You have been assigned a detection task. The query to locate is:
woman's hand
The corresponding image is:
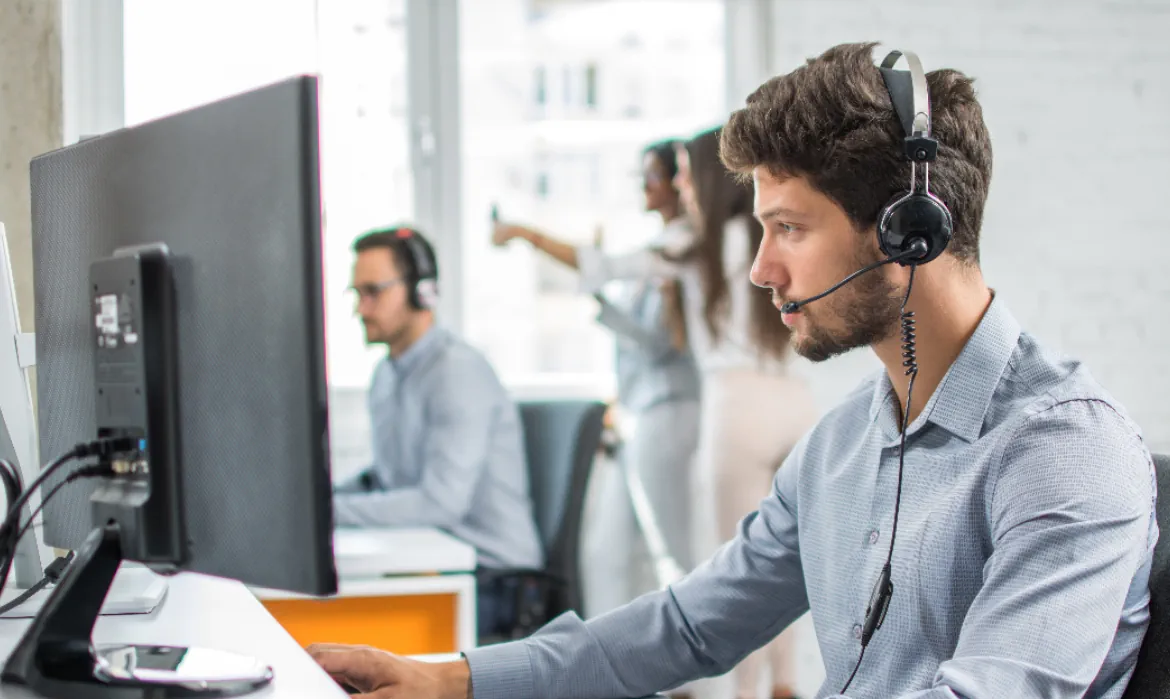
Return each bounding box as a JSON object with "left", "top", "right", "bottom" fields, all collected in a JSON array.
[{"left": 492, "top": 222, "right": 534, "bottom": 247}]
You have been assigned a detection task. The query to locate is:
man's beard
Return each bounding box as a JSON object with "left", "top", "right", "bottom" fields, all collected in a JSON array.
[{"left": 790, "top": 247, "right": 903, "bottom": 363}]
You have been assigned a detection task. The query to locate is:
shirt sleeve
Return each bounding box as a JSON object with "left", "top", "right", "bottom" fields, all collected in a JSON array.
[
  {"left": 464, "top": 439, "right": 810, "bottom": 698},
  {"left": 593, "top": 294, "right": 676, "bottom": 363},
  {"left": 575, "top": 246, "right": 680, "bottom": 294},
  {"left": 332, "top": 467, "right": 372, "bottom": 495},
  {"left": 332, "top": 358, "right": 499, "bottom": 529},
  {"left": 869, "top": 399, "right": 1156, "bottom": 699}
]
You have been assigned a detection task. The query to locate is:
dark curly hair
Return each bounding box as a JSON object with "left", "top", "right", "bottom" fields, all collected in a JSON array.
[{"left": 721, "top": 42, "right": 993, "bottom": 264}]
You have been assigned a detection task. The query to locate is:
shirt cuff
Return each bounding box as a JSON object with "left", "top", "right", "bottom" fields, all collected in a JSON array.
[
  {"left": 463, "top": 642, "right": 536, "bottom": 699},
  {"left": 576, "top": 246, "right": 609, "bottom": 294}
]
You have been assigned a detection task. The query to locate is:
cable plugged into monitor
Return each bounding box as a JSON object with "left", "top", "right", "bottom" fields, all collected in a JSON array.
[
  {"left": 0, "top": 246, "right": 203, "bottom": 697},
  {"left": 0, "top": 445, "right": 123, "bottom": 615}
]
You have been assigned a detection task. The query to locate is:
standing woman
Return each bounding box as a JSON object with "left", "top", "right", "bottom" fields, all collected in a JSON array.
[
  {"left": 668, "top": 127, "right": 814, "bottom": 699},
  {"left": 494, "top": 127, "right": 816, "bottom": 699},
  {"left": 494, "top": 140, "right": 703, "bottom": 611}
]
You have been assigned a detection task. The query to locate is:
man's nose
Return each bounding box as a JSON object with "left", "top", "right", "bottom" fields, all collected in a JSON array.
[
  {"left": 750, "top": 247, "right": 788, "bottom": 291},
  {"left": 356, "top": 295, "right": 376, "bottom": 315}
]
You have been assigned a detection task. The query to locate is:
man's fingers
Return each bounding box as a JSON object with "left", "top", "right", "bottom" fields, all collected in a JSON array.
[
  {"left": 305, "top": 645, "right": 419, "bottom": 698},
  {"left": 306, "top": 642, "right": 363, "bottom": 659},
  {"left": 308, "top": 647, "right": 354, "bottom": 673},
  {"left": 308, "top": 646, "right": 383, "bottom": 687}
]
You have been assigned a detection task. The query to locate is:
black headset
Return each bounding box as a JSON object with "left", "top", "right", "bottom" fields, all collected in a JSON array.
[
  {"left": 390, "top": 227, "right": 438, "bottom": 311},
  {"left": 778, "top": 49, "right": 953, "bottom": 316},
  {"left": 876, "top": 49, "right": 953, "bottom": 265}
]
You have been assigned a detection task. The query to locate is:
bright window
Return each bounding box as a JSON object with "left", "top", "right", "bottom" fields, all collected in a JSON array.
[
  {"left": 121, "top": 0, "right": 731, "bottom": 462},
  {"left": 124, "top": 0, "right": 411, "bottom": 393},
  {"left": 458, "top": 0, "right": 727, "bottom": 397},
  {"left": 123, "top": 0, "right": 413, "bottom": 475}
]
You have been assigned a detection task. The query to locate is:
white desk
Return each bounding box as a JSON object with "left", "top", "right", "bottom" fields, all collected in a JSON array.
[
  {"left": 0, "top": 572, "right": 346, "bottom": 699},
  {"left": 332, "top": 527, "right": 477, "bottom": 578},
  {"left": 255, "top": 528, "right": 478, "bottom": 655},
  {"left": 0, "top": 568, "right": 664, "bottom": 697}
]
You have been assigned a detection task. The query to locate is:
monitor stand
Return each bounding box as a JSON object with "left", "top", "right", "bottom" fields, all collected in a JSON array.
[
  {"left": 0, "top": 561, "right": 169, "bottom": 620},
  {"left": 1, "top": 523, "right": 273, "bottom": 698}
]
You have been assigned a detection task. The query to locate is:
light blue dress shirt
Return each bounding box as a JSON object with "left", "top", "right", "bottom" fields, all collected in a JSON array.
[
  {"left": 333, "top": 325, "right": 543, "bottom": 570},
  {"left": 463, "top": 295, "right": 1158, "bottom": 697},
  {"left": 595, "top": 282, "right": 699, "bottom": 414}
]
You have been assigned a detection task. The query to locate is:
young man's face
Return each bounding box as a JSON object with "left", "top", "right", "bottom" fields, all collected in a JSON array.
[
  {"left": 351, "top": 247, "right": 415, "bottom": 348},
  {"left": 749, "top": 169, "right": 902, "bottom": 362}
]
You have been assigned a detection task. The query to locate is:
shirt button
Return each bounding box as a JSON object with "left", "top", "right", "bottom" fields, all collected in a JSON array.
[
  {"left": 869, "top": 530, "right": 880, "bottom": 545},
  {"left": 852, "top": 624, "right": 863, "bottom": 640}
]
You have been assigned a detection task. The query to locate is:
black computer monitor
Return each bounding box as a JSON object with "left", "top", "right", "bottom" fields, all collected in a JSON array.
[{"left": 7, "top": 76, "right": 337, "bottom": 697}]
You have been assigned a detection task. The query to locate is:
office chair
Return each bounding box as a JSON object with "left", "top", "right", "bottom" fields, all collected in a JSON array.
[
  {"left": 1124, "top": 453, "right": 1169, "bottom": 697},
  {"left": 479, "top": 399, "right": 606, "bottom": 643}
]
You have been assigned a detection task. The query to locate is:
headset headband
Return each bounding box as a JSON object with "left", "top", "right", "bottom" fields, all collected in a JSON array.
[
  {"left": 879, "top": 49, "right": 937, "bottom": 164},
  {"left": 394, "top": 227, "right": 436, "bottom": 281},
  {"left": 880, "top": 50, "right": 930, "bottom": 137}
]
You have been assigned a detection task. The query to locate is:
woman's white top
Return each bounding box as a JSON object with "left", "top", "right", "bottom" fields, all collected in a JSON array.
[{"left": 576, "top": 215, "right": 788, "bottom": 376}]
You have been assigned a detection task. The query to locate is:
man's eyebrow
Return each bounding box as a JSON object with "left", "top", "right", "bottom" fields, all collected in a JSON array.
[{"left": 754, "top": 206, "right": 808, "bottom": 222}]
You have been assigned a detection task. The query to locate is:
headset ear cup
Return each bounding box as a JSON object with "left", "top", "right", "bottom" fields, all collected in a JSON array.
[
  {"left": 878, "top": 192, "right": 953, "bottom": 263},
  {"left": 414, "top": 279, "right": 438, "bottom": 310},
  {"left": 395, "top": 231, "right": 438, "bottom": 310}
]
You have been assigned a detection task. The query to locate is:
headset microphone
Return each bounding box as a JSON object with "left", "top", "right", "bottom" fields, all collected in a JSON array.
[{"left": 779, "top": 238, "right": 929, "bottom": 315}]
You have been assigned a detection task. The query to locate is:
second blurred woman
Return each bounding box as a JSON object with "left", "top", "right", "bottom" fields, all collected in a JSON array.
[{"left": 495, "top": 127, "right": 816, "bottom": 698}]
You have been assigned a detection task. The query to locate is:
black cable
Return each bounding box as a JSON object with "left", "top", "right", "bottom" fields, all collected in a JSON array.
[
  {"left": 0, "top": 458, "right": 28, "bottom": 568},
  {"left": 0, "top": 447, "right": 84, "bottom": 598},
  {"left": 0, "top": 459, "right": 27, "bottom": 613},
  {"left": 841, "top": 641, "right": 869, "bottom": 695},
  {"left": 841, "top": 264, "right": 918, "bottom": 695},
  {"left": 0, "top": 465, "right": 111, "bottom": 614},
  {"left": 888, "top": 265, "right": 919, "bottom": 562},
  {"left": 0, "top": 437, "right": 133, "bottom": 547},
  {"left": 0, "top": 459, "right": 23, "bottom": 521},
  {"left": 0, "top": 554, "right": 71, "bottom": 616},
  {"left": 0, "top": 442, "right": 127, "bottom": 615},
  {"left": 781, "top": 242, "right": 928, "bottom": 314},
  {"left": 0, "top": 568, "right": 54, "bottom": 618},
  {"left": 11, "top": 466, "right": 109, "bottom": 553}
]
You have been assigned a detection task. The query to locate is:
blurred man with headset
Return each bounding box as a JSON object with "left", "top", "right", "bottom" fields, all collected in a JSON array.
[
  {"left": 312, "top": 46, "right": 1156, "bottom": 699},
  {"left": 333, "top": 226, "right": 543, "bottom": 640}
]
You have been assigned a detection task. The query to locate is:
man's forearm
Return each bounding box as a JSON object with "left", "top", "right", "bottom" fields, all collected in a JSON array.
[{"left": 332, "top": 487, "right": 463, "bottom": 529}]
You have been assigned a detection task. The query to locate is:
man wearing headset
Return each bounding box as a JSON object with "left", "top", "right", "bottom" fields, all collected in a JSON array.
[
  {"left": 311, "top": 45, "right": 1156, "bottom": 698},
  {"left": 333, "top": 226, "right": 543, "bottom": 639}
]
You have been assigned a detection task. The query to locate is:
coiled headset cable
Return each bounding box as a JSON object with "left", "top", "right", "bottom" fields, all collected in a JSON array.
[{"left": 841, "top": 264, "right": 919, "bottom": 694}]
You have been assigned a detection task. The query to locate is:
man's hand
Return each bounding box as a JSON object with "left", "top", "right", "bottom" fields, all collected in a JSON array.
[{"left": 306, "top": 644, "right": 471, "bottom": 699}]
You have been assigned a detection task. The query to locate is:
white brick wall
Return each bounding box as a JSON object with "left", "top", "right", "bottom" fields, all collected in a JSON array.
[
  {"left": 765, "top": 0, "right": 1170, "bottom": 456},
  {"left": 754, "top": 3, "right": 1170, "bottom": 694}
]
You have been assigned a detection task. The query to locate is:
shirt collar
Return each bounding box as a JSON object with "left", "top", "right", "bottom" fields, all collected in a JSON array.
[
  {"left": 389, "top": 324, "right": 447, "bottom": 377},
  {"left": 869, "top": 293, "right": 1021, "bottom": 443}
]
